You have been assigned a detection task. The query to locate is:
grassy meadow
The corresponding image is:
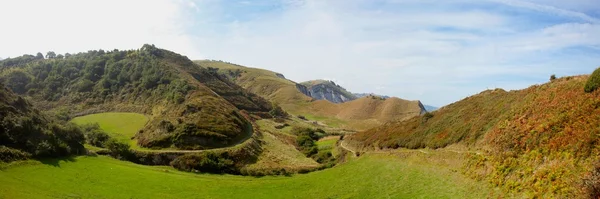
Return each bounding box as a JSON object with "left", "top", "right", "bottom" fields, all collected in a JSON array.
[
  {"left": 0, "top": 152, "right": 495, "bottom": 199},
  {"left": 71, "top": 112, "right": 148, "bottom": 149}
]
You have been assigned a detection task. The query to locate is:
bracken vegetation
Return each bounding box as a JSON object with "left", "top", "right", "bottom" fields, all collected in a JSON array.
[{"left": 348, "top": 75, "right": 600, "bottom": 198}]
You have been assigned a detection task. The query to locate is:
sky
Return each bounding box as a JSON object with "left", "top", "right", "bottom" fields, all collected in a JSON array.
[{"left": 1, "top": 0, "right": 600, "bottom": 107}]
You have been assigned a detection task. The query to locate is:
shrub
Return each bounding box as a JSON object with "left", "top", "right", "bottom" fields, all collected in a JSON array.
[
  {"left": 80, "top": 123, "right": 110, "bottom": 147},
  {"left": 0, "top": 146, "right": 31, "bottom": 162},
  {"left": 170, "top": 152, "right": 236, "bottom": 174},
  {"left": 584, "top": 162, "right": 600, "bottom": 199},
  {"left": 269, "top": 103, "right": 288, "bottom": 118},
  {"left": 550, "top": 74, "right": 557, "bottom": 81},
  {"left": 585, "top": 67, "right": 600, "bottom": 93},
  {"left": 422, "top": 112, "right": 434, "bottom": 123},
  {"left": 297, "top": 115, "right": 307, "bottom": 120},
  {"left": 104, "top": 139, "right": 131, "bottom": 159},
  {"left": 314, "top": 150, "right": 333, "bottom": 164}
]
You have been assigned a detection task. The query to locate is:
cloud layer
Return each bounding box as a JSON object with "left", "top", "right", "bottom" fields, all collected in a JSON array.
[{"left": 2, "top": 0, "right": 599, "bottom": 106}]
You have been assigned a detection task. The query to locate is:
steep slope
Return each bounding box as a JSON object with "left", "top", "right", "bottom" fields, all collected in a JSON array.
[
  {"left": 307, "top": 96, "right": 425, "bottom": 123},
  {"left": 0, "top": 45, "right": 272, "bottom": 150},
  {"left": 197, "top": 60, "right": 425, "bottom": 130},
  {"left": 195, "top": 60, "right": 313, "bottom": 106},
  {"left": 0, "top": 83, "right": 84, "bottom": 161},
  {"left": 348, "top": 74, "right": 600, "bottom": 197},
  {"left": 301, "top": 80, "right": 357, "bottom": 103}
]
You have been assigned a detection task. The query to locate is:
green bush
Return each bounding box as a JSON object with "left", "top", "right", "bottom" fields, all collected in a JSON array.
[
  {"left": 0, "top": 146, "right": 31, "bottom": 162},
  {"left": 585, "top": 67, "right": 600, "bottom": 93},
  {"left": 80, "top": 123, "right": 110, "bottom": 147},
  {"left": 104, "top": 139, "right": 131, "bottom": 159},
  {"left": 170, "top": 152, "right": 236, "bottom": 174}
]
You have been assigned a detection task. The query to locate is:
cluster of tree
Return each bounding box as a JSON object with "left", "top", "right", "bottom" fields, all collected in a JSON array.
[
  {"left": 292, "top": 127, "right": 335, "bottom": 164},
  {"left": 0, "top": 84, "right": 85, "bottom": 162},
  {"left": 170, "top": 152, "right": 236, "bottom": 174},
  {"left": 0, "top": 45, "right": 191, "bottom": 104}
]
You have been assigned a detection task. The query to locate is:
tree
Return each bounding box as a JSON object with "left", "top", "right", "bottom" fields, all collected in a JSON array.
[
  {"left": 35, "top": 52, "right": 44, "bottom": 59},
  {"left": 46, "top": 51, "right": 56, "bottom": 59},
  {"left": 550, "top": 74, "right": 557, "bottom": 81},
  {"left": 585, "top": 67, "right": 600, "bottom": 93}
]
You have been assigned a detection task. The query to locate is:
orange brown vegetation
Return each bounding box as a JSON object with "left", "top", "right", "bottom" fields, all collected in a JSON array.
[
  {"left": 197, "top": 60, "right": 425, "bottom": 130},
  {"left": 349, "top": 75, "right": 600, "bottom": 198}
]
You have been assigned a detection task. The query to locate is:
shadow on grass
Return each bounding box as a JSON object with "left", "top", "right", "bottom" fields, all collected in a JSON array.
[{"left": 38, "top": 156, "right": 78, "bottom": 167}]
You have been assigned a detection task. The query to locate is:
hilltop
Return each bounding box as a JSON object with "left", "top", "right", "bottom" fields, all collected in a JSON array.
[
  {"left": 347, "top": 73, "right": 600, "bottom": 197},
  {"left": 300, "top": 80, "right": 357, "bottom": 103},
  {"left": 197, "top": 60, "right": 425, "bottom": 130},
  {"left": 0, "top": 45, "right": 273, "bottom": 150}
]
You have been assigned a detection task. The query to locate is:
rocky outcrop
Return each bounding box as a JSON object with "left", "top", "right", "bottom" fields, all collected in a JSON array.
[
  {"left": 299, "top": 80, "right": 357, "bottom": 103},
  {"left": 295, "top": 83, "right": 311, "bottom": 97}
]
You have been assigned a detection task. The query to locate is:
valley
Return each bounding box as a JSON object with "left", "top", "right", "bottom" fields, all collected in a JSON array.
[{"left": 1, "top": 45, "right": 599, "bottom": 198}]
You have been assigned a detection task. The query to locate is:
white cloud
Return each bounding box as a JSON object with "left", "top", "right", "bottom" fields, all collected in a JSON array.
[
  {"left": 2, "top": 0, "right": 599, "bottom": 107},
  {"left": 0, "top": 0, "right": 198, "bottom": 58}
]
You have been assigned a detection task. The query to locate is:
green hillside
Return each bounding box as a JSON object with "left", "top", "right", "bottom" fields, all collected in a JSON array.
[
  {"left": 0, "top": 153, "right": 494, "bottom": 199},
  {"left": 0, "top": 83, "right": 84, "bottom": 162},
  {"left": 348, "top": 73, "right": 600, "bottom": 198},
  {"left": 0, "top": 45, "right": 272, "bottom": 150}
]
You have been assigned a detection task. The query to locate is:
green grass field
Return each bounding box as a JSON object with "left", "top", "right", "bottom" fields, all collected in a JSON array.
[
  {"left": 71, "top": 112, "right": 148, "bottom": 149},
  {"left": 0, "top": 153, "right": 494, "bottom": 199}
]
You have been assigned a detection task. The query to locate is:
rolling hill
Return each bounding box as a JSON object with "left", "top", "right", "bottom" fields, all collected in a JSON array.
[
  {"left": 196, "top": 60, "right": 426, "bottom": 130},
  {"left": 347, "top": 72, "right": 600, "bottom": 198},
  {"left": 0, "top": 45, "right": 273, "bottom": 150}
]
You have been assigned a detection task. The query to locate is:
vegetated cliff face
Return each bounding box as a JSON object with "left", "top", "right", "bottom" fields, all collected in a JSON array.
[
  {"left": 347, "top": 74, "right": 600, "bottom": 198},
  {"left": 0, "top": 83, "right": 84, "bottom": 161},
  {"left": 300, "top": 80, "right": 357, "bottom": 103},
  {"left": 0, "top": 45, "right": 272, "bottom": 150}
]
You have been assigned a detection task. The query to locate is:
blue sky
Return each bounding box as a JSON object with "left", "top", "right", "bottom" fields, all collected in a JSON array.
[{"left": 1, "top": 0, "right": 600, "bottom": 107}]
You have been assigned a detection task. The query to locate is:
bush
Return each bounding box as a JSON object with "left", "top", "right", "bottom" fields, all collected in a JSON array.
[
  {"left": 585, "top": 67, "right": 600, "bottom": 93},
  {"left": 80, "top": 123, "right": 110, "bottom": 147},
  {"left": 269, "top": 105, "right": 288, "bottom": 118},
  {"left": 104, "top": 139, "right": 131, "bottom": 159},
  {"left": 584, "top": 162, "right": 600, "bottom": 199},
  {"left": 422, "top": 112, "right": 434, "bottom": 123},
  {"left": 170, "top": 152, "right": 236, "bottom": 174},
  {"left": 550, "top": 74, "right": 557, "bottom": 81},
  {"left": 0, "top": 146, "right": 32, "bottom": 162}
]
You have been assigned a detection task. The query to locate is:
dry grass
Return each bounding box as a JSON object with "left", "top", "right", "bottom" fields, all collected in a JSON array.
[
  {"left": 349, "top": 75, "right": 600, "bottom": 197},
  {"left": 198, "top": 60, "right": 425, "bottom": 131}
]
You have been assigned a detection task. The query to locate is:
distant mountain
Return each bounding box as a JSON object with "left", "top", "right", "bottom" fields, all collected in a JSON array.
[
  {"left": 300, "top": 80, "right": 357, "bottom": 103},
  {"left": 353, "top": 93, "right": 390, "bottom": 99},
  {"left": 423, "top": 105, "right": 438, "bottom": 112},
  {"left": 199, "top": 60, "right": 426, "bottom": 130}
]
